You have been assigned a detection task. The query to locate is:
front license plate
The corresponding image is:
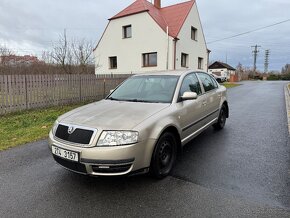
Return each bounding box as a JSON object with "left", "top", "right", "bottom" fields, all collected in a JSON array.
[{"left": 52, "top": 145, "right": 79, "bottom": 162}]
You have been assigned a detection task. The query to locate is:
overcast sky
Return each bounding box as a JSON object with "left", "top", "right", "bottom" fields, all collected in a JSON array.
[{"left": 0, "top": 0, "right": 289, "bottom": 71}]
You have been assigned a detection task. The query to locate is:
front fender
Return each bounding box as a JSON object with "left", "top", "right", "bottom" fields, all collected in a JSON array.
[
  {"left": 135, "top": 114, "right": 181, "bottom": 141},
  {"left": 134, "top": 112, "right": 182, "bottom": 162}
]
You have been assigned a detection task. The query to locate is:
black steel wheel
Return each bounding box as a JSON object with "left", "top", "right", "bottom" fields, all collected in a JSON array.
[
  {"left": 213, "top": 105, "right": 227, "bottom": 130},
  {"left": 150, "top": 132, "right": 177, "bottom": 179}
]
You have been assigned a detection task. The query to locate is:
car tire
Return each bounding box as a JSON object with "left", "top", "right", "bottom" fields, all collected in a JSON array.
[
  {"left": 150, "top": 132, "right": 177, "bottom": 179},
  {"left": 213, "top": 105, "right": 227, "bottom": 130}
]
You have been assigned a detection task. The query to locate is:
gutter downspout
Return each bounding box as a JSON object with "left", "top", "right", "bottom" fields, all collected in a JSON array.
[
  {"left": 207, "top": 49, "right": 211, "bottom": 72},
  {"left": 166, "top": 26, "right": 169, "bottom": 70},
  {"left": 173, "top": 38, "right": 178, "bottom": 70}
]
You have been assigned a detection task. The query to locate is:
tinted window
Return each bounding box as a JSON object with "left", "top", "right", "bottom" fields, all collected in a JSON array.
[
  {"left": 197, "top": 73, "right": 216, "bottom": 92},
  {"left": 210, "top": 76, "right": 218, "bottom": 89},
  {"left": 180, "top": 73, "right": 202, "bottom": 96}
]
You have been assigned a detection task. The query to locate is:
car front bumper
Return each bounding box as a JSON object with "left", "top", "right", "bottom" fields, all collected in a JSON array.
[{"left": 48, "top": 131, "right": 156, "bottom": 176}]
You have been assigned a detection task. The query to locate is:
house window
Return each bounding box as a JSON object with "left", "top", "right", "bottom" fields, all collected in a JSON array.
[
  {"left": 198, "top": 57, "right": 203, "bottom": 69},
  {"left": 181, "top": 53, "right": 188, "bottom": 68},
  {"left": 191, "top": 27, "right": 197, "bottom": 40},
  {"left": 142, "top": 52, "right": 157, "bottom": 67},
  {"left": 123, "top": 25, "right": 132, "bottom": 38},
  {"left": 109, "top": 56, "right": 117, "bottom": 69}
]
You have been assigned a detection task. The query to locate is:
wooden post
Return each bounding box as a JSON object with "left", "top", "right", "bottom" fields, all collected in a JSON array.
[
  {"left": 79, "top": 74, "right": 82, "bottom": 102},
  {"left": 103, "top": 78, "right": 106, "bottom": 98},
  {"left": 25, "top": 74, "right": 28, "bottom": 109}
]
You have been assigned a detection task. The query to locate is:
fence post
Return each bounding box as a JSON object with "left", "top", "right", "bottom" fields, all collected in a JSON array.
[
  {"left": 79, "top": 74, "right": 82, "bottom": 102},
  {"left": 25, "top": 74, "right": 28, "bottom": 109},
  {"left": 103, "top": 78, "right": 106, "bottom": 98}
]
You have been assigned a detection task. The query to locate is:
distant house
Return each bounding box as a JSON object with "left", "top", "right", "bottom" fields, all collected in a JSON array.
[
  {"left": 208, "top": 61, "right": 236, "bottom": 81},
  {"left": 94, "top": 0, "right": 209, "bottom": 74},
  {"left": 0, "top": 55, "right": 43, "bottom": 66}
]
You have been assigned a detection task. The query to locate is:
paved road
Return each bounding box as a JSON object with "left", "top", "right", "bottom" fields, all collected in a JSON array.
[{"left": 1, "top": 81, "right": 290, "bottom": 217}]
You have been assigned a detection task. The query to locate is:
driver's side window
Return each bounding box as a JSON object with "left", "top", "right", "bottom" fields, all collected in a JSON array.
[{"left": 179, "top": 73, "right": 202, "bottom": 96}]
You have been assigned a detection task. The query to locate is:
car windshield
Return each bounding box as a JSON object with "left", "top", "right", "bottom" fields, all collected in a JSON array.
[{"left": 107, "top": 75, "right": 179, "bottom": 103}]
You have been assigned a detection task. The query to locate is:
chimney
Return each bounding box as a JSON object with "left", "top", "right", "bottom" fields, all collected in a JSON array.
[{"left": 154, "top": 0, "right": 161, "bottom": 9}]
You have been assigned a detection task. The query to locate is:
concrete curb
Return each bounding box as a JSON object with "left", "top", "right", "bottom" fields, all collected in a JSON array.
[{"left": 284, "top": 83, "right": 290, "bottom": 135}]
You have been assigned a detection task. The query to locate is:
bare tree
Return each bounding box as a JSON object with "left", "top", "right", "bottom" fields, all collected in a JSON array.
[
  {"left": 41, "top": 51, "right": 54, "bottom": 64},
  {"left": 0, "top": 46, "right": 14, "bottom": 66},
  {"left": 0, "top": 46, "right": 14, "bottom": 56},
  {"left": 281, "top": 64, "right": 290, "bottom": 74},
  {"left": 51, "top": 30, "right": 73, "bottom": 73},
  {"left": 72, "top": 39, "right": 94, "bottom": 73}
]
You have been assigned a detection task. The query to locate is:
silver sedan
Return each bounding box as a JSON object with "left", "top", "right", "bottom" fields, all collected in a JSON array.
[{"left": 49, "top": 70, "right": 229, "bottom": 178}]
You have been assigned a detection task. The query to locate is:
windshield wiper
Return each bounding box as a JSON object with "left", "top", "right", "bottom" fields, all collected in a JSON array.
[
  {"left": 107, "top": 97, "right": 121, "bottom": 101},
  {"left": 124, "top": 99, "right": 152, "bottom": 103},
  {"left": 125, "top": 99, "right": 143, "bottom": 102},
  {"left": 108, "top": 98, "right": 163, "bottom": 103}
]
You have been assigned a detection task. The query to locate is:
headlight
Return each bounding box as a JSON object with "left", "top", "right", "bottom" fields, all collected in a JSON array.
[
  {"left": 52, "top": 120, "right": 59, "bottom": 135},
  {"left": 97, "top": 131, "right": 139, "bottom": 146}
]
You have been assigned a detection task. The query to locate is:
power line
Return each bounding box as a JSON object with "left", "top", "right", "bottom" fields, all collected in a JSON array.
[{"left": 207, "top": 18, "right": 290, "bottom": 44}]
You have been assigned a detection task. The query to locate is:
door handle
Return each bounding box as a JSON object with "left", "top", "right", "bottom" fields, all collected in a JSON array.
[
  {"left": 218, "top": 94, "right": 221, "bottom": 97},
  {"left": 202, "top": 101, "right": 207, "bottom": 106}
]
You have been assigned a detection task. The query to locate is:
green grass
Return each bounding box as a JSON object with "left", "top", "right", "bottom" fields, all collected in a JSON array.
[
  {"left": 0, "top": 104, "right": 84, "bottom": 151},
  {"left": 222, "top": 82, "right": 241, "bottom": 88}
]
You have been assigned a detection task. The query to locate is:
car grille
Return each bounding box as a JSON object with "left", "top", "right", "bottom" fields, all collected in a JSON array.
[
  {"left": 55, "top": 124, "right": 94, "bottom": 144},
  {"left": 53, "top": 155, "right": 87, "bottom": 174},
  {"left": 91, "top": 164, "right": 132, "bottom": 174}
]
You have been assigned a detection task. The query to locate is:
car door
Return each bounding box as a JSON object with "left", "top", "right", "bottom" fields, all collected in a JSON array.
[
  {"left": 197, "top": 72, "right": 221, "bottom": 125},
  {"left": 176, "top": 73, "right": 207, "bottom": 140}
]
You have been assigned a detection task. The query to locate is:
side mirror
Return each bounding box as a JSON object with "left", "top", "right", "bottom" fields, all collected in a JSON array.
[
  {"left": 181, "top": 92, "right": 197, "bottom": 101},
  {"left": 110, "top": 89, "right": 115, "bottom": 94}
]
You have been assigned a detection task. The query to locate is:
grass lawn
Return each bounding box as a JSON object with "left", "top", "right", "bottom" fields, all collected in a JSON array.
[
  {"left": 222, "top": 82, "right": 241, "bottom": 88},
  {"left": 0, "top": 104, "right": 84, "bottom": 151}
]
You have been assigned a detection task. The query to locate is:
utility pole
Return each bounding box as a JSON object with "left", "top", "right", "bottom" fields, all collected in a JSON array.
[
  {"left": 251, "top": 45, "right": 261, "bottom": 76},
  {"left": 264, "top": 49, "right": 270, "bottom": 73}
]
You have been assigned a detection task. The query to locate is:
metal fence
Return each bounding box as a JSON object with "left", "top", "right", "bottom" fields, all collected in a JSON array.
[{"left": 0, "top": 74, "right": 131, "bottom": 115}]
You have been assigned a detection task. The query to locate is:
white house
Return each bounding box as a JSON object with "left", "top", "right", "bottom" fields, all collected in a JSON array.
[
  {"left": 94, "top": 0, "right": 209, "bottom": 74},
  {"left": 208, "top": 61, "right": 236, "bottom": 81}
]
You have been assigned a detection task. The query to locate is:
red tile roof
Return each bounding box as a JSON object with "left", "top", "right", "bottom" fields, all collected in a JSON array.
[
  {"left": 110, "top": 0, "right": 195, "bottom": 38},
  {"left": 1, "top": 55, "right": 40, "bottom": 63}
]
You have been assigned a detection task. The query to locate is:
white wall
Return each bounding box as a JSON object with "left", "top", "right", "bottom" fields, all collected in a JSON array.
[
  {"left": 209, "top": 68, "right": 235, "bottom": 79},
  {"left": 94, "top": 12, "right": 174, "bottom": 74},
  {"left": 175, "top": 4, "right": 208, "bottom": 71}
]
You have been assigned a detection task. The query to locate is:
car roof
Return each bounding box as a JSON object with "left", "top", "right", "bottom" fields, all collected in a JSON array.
[{"left": 133, "top": 70, "right": 205, "bottom": 77}]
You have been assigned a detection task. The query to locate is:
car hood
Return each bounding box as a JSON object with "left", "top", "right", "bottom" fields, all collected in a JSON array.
[{"left": 58, "top": 100, "right": 170, "bottom": 130}]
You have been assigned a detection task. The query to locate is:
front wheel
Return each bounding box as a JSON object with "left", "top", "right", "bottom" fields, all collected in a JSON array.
[
  {"left": 213, "top": 105, "right": 227, "bottom": 130},
  {"left": 150, "top": 132, "right": 177, "bottom": 179}
]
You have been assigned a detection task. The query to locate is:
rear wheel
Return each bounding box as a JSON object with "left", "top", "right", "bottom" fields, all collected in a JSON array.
[
  {"left": 150, "top": 132, "right": 177, "bottom": 179},
  {"left": 213, "top": 105, "right": 227, "bottom": 130}
]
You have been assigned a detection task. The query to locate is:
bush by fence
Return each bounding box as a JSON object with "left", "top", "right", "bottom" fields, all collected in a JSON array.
[
  {"left": 267, "top": 73, "right": 290, "bottom": 81},
  {"left": 0, "top": 74, "right": 131, "bottom": 114}
]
